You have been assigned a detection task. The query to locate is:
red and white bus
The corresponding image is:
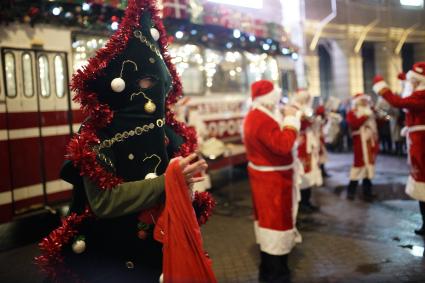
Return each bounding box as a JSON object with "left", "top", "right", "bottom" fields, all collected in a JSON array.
[{"left": 0, "top": 24, "right": 85, "bottom": 222}]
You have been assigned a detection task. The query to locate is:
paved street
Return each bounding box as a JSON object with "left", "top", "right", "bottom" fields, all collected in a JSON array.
[{"left": 1, "top": 153, "right": 425, "bottom": 283}]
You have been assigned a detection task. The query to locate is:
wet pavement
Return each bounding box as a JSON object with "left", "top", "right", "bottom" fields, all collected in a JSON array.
[{"left": 1, "top": 153, "right": 425, "bottom": 282}]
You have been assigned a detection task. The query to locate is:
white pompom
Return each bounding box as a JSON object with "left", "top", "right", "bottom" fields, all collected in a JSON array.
[
  {"left": 145, "top": 172, "right": 158, "bottom": 179},
  {"left": 111, "top": 77, "right": 126, "bottom": 93},
  {"left": 72, "top": 240, "right": 86, "bottom": 254},
  {"left": 159, "top": 273, "right": 164, "bottom": 283},
  {"left": 150, "top": 28, "right": 160, "bottom": 41}
]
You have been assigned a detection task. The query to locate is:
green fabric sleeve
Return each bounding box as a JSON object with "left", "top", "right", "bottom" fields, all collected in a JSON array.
[{"left": 83, "top": 175, "right": 165, "bottom": 218}]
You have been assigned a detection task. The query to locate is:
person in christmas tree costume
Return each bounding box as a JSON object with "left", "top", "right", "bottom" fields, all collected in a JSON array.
[
  {"left": 35, "top": 1, "right": 216, "bottom": 282},
  {"left": 243, "top": 80, "right": 302, "bottom": 283},
  {"left": 373, "top": 62, "right": 425, "bottom": 235}
]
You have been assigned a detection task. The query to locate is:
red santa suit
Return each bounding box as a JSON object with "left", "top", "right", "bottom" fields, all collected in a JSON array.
[
  {"left": 243, "top": 81, "right": 302, "bottom": 257},
  {"left": 373, "top": 65, "right": 425, "bottom": 201},
  {"left": 347, "top": 94, "right": 379, "bottom": 181},
  {"left": 298, "top": 117, "right": 323, "bottom": 189}
]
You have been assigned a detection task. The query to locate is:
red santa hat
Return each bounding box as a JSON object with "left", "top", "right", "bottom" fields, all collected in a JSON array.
[
  {"left": 406, "top": 62, "right": 425, "bottom": 83},
  {"left": 251, "top": 80, "right": 280, "bottom": 105},
  {"left": 351, "top": 93, "right": 370, "bottom": 107}
]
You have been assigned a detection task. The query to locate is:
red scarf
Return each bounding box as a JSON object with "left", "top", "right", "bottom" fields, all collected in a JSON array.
[{"left": 154, "top": 160, "right": 217, "bottom": 283}]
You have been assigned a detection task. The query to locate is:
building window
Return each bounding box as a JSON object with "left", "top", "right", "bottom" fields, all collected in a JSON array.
[
  {"left": 4, "top": 52, "right": 17, "bottom": 97},
  {"left": 22, "top": 53, "right": 34, "bottom": 97},
  {"left": 54, "top": 55, "right": 65, "bottom": 98},
  {"left": 400, "top": 0, "right": 423, "bottom": 7},
  {"left": 38, "top": 55, "right": 50, "bottom": 97},
  {"left": 207, "top": 0, "right": 263, "bottom": 9}
]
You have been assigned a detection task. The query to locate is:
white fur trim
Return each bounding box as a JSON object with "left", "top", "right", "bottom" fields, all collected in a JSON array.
[
  {"left": 254, "top": 223, "right": 302, "bottom": 255},
  {"left": 349, "top": 165, "right": 375, "bottom": 181},
  {"left": 282, "top": 116, "right": 301, "bottom": 131},
  {"left": 300, "top": 168, "right": 323, "bottom": 189},
  {"left": 407, "top": 70, "right": 425, "bottom": 83},
  {"left": 405, "top": 175, "right": 425, "bottom": 202},
  {"left": 372, "top": 81, "right": 388, "bottom": 94},
  {"left": 248, "top": 162, "right": 294, "bottom": 172}
]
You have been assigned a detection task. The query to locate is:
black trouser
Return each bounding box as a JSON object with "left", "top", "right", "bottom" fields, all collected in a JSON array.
[
  {"left": 347, "top": 178, "right": 373, "bottom": 197},
  {"left": 300, "top": 188, "right": 312, "bottom": 206},
  {"left": 259, "top": 251, "right": 290, "bottom": 282},
  {"left": 419, "top": 201, "right": 425, "bottom": 228}
]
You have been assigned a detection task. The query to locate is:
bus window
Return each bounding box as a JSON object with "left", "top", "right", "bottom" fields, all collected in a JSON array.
[
  {"left": 245, "top": 52, "right": 279, "bottom": 87},
  {"left": 38, "top": 55, "right": 50, "bottom": 97},
  {"left": 54, "top": 55, "right": 65, "bottom": 98},
  {"left": 22, "top": 53, "right": 34, "bottom": 97},
  {"left": 4, "top": 52, "right": 17, "bottom": 97},
  {"left": 170, "top": 44, "right": 205, "bottom": 96},
  {"left": 205, "top": 49, "right": 245, "bottom": 94}
]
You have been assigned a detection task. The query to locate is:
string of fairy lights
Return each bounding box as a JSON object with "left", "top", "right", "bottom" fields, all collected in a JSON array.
[{"left": 0, "top": 1, "right": 298, "bottom": 58}]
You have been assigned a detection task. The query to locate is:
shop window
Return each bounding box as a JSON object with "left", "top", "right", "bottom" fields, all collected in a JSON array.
[
  {"left": 22, "top": 53, "right": 34, "bottom": 97},
  {"left": 245, "top": 52, "right": 280, "bottom": 88},
  {"left": 170, "top": 44, "right": 205, "bottom": 96},
  {"left": 205, "top": 49, "right": 245, "bottom": 94},
  {"left": 4, "top": 52, "right": 17, "bottom": 97}
]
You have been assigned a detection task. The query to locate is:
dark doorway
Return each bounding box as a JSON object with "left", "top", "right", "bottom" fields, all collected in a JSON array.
[
  {"left": 401, "top": 43, "right": 414, "bottom": 72},
  {"left": 362, "top": 42, "right": 376, "bottom": 94},
  {"left": 318, "top": 44, "right": 332, "bottom": 100}
]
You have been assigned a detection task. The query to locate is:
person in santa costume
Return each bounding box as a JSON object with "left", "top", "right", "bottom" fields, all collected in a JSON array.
[
  {"left": 315, "top": 104, "right": 330, "bottom": 178},
  {"left": 243, "top": 80, "right": 302, "bottom": 282},
  {"left": 291, "top": 90, "right": 323, "bottom": 212},
  {"left": 35, "top": 1, "right": 216, "bottom": 282},
  {"left": 346, "top": 93, "right": 379, "bottom": 201},
  {"left": 373, "top": 62, "right": 425, "bottom": 235}
]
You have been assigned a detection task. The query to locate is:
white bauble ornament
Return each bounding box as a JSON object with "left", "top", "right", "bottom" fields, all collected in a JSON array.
[
  {"left": 111, "top": 77, "right": 126, "bottom": 92},
  {"left": 72, "top": 240, "right": 86, "bottom": 254},
  {"left": 159, "top": 273, "right": 164, "bottom": 283},
  {"left": 145, "top": 172, "right": 158, "bottom": 179},
  {"left": 150, "top": 28, "right": 160, "bottom": 41}
]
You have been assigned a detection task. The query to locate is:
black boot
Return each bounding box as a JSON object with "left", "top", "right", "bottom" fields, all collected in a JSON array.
[
  {"left": 414, "top": 201, "right": 425, "bottom": 236},
  {"left": 320, "top": 164, "right": 330, "bottom": 178},
  {"left": 362, "top": 178, "right": 376, "bottom": 202},
  {"left": 259, "top": 252, "right": 291, "bottom": 283},
  {"left": 300, "top": 188, "right": 319, "bottom": 213},
  {"left": 347, "top": 180, "right": 358, "bottom": 200},
  {"left": 259, "top": 252, "right": 269, "bottom": 282}
]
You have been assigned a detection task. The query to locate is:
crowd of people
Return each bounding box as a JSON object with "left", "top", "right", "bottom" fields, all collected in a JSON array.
[
  {"left": 325, "top": 80, "right": 409, "bottom": 157},
  {"left": 243, "top": 62, "right": 425, "bottom": 282}
]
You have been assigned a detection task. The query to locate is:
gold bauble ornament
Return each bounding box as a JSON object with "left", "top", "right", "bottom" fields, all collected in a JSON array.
[{"left": 144, "top": 100, "right": 156, "bottom": 113}]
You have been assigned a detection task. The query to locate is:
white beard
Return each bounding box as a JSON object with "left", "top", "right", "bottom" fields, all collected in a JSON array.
[
  {"left": 356, "top": 106, "right": 372, "bottom": 117},
  {"left": 401, "top": 81, "right": 414, "bottom": 98}
]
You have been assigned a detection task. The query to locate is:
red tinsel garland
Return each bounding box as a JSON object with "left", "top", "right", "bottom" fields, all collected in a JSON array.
[
  {"left": 193, "top": 191, "right": 216, "bottom": 226},
  {"left": 35, "top": 208, "right": 93, "bottom": 282}
]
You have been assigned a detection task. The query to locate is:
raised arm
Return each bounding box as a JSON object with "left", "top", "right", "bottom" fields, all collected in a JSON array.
[
  {"left": 346, "top": 111, "right": 368, "bottom": 130},
  {"left": 373, "top": 75, "right": 425, "bottom": 111},
  {"left": 259, "top": 114, "right": 300, "bottom": 156}
]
